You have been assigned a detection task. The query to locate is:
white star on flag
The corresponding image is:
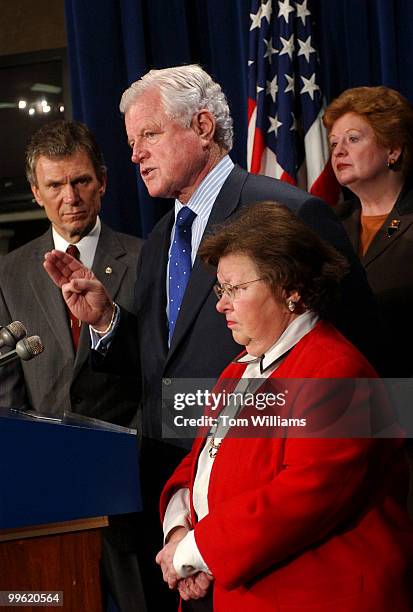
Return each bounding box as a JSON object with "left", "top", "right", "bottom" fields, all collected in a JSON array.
[
  {"left": 264, "top": 38, "right": 278, "bottom": 59},
  {"left": 266, "top": 75, "right": 278, "bottom": 101},
  {"left": 278, "top": 0, "right": 295, "bottom": 23},
  {"left": 284, "top": 73, "right": 295, "bottom": 93},
  {"left": 250, "top": 6, "right": 262, "bottom": 30},
  {"left": 268, "top": 114, "right": 283, "bottom": 135},
  {"left": 298, "top": 36, "right": 315, "bottom": 62},
  {"left": 300, "top": 73, "right": 320, "bottom": 100},
  {"left": 290, "top": 112, "right": 298, "bottom": 131},
  {"left": 279, "top": 35, "right": 295, "bottom": 60},
  {"left": 260, "top": 0, "right": 273, "bottom": 23},
  {"left": 296, "top": 0, "right": 311, "bottom": 25}
]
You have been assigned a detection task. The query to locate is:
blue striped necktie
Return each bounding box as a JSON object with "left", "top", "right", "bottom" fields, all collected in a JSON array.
[{"left": 168, "top": 207, "right": 197, "bottom": 343}]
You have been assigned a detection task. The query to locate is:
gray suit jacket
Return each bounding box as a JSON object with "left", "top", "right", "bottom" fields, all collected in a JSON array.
[{"left": 0, "top": 222, "right": 142, "bottom": 426}]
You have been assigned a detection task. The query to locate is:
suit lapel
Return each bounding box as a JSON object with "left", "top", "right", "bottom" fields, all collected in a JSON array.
[
  {"left": 362, "top": 187, "right": 413, "bottom": 267},
  {"left": 141, "top": 211, "right": 174, "bottom": 361},
  {"left": 341, "top": 204, "right": 361, "bottom": 255},
  {"left": 167, "top": 166, "right": 248, "bottom": 361},
  {"left": 29, "top": 230, "right": 75, "bottom": 362}
]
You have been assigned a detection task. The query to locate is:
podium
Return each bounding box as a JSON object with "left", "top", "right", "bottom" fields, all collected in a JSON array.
[{"left": 0, "top": 408, "right": 141, "bottom": 610}]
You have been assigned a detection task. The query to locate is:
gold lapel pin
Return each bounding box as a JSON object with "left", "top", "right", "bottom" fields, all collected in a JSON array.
[
  {"left": 105, "top": 266, "right": 113, "bottom": 274},
  {"left": 386, "top": 219, "right": 400, "bottom": 238}
]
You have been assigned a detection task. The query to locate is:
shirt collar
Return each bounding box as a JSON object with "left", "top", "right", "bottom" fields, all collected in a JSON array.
[
  {"left": 52, "top": 216, "right": 101, "bottom": 269},
  {"left": 174, "top": 155, "right": 234, "bottom": 220},
  {"left": 235, "top": 311, "right": 319, "bottom": 373}
]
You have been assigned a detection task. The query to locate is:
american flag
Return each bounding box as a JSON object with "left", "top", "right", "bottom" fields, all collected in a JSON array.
[{"left": 247, "top": 0, "right": 340, "bottom": 205}]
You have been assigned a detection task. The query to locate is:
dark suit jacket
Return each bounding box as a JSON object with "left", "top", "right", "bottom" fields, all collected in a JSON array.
[
  {"left": 336, "top": 181, "right": 413, "bottom": 377},
  {"left": 0, "top": 222, "right": 142, "bottom": 426},
  {"left": 100, "top": 165, "right": 381, "bottom": 493}
]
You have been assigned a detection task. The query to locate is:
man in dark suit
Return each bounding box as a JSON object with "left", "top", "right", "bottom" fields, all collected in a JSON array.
[
  {"left": 0, "top": 120, "right": 146, "bottom": 612},
  {"left": 44, "top": 66, "right": 381, "bottom": 610}
]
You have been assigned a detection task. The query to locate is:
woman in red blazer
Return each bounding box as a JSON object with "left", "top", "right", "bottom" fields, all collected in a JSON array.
[{"left": 156, "top": 203, "right": 413, "bottom": 611}]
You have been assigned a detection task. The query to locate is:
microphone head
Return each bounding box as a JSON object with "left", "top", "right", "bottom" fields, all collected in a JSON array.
[
  {"left": 0, "top": 320, "right": 27, "bottom": 348},
  {"left": 15, "top": 335, "right": 44, "bottom": 361}
]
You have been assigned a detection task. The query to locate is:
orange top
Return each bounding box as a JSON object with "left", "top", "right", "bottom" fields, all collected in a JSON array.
[{"left": 359, "top": 213, "right": 388, "bottom": 256}]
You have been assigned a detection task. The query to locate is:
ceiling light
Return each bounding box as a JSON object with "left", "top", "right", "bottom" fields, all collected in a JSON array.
[
  {"left": 29, "top": 108, "right": 35, "bottom": 116},
  {"left": 31, "top": 83, "right": 62, "bottom": 94},
  {"left": 18, "top": 100, "right": 27, "bottom": 109}
]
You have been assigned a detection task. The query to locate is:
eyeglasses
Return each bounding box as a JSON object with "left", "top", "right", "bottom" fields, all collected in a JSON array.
[{"left": 213, "top": 278, "right": 264, "bottom": 301}]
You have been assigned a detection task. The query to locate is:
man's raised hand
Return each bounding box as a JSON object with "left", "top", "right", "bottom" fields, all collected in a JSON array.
[{"left": 44, "top": 249, "right": 114, "bottom": 330}]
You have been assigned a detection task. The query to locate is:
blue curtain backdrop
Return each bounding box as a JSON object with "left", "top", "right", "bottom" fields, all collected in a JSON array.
[{"left": 64, "top": 0, "right": 413, "bottom": 238}]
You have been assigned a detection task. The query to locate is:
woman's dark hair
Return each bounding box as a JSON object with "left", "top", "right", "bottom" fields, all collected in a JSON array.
[{"left": 199, "top": 201, "right": 349, "bottom": 317}]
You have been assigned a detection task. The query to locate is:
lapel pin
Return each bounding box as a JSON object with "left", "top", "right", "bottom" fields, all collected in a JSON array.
[
  {"left": 105, "top": 266, "right": 113, "bottom": 274},
  {"left": 386, "top": 219, "right": 400, "bottom": 238}
]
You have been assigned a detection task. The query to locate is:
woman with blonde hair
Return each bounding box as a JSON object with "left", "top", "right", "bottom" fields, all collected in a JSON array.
[{"left": 323, "top": 85, "right": 413, "bottom": 376}]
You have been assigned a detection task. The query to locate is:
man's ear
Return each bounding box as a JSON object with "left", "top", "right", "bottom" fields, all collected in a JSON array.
[
  {"left": 99, "top": 170, "right": 108, "bottom": 196},
  {"left": 192, "top": 109, "right": 216, "bottom": 146},
  {"left": 31, "top": 184, "right": 44, "bottom": 208}
]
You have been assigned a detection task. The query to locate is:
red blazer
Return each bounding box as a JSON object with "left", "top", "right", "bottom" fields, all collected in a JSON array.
[{"left": 160, "top": 321, "right": 413, "bottom": 611}]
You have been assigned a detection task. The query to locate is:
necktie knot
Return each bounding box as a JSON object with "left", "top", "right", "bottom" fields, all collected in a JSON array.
[
  {"left": 176, "top": 207, "right": 197, "bottom": 229},
  {"left": 66, "top": 244, "right": 80, "bottom": 260}
]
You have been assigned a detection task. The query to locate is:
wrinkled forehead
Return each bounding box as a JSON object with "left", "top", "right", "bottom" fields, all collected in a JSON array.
[
  {"left": 126, "top": 89, "right": 166, "bottom": 121},
  {"left": 125, "top": 87, "right": 191, "bottom": 133}
]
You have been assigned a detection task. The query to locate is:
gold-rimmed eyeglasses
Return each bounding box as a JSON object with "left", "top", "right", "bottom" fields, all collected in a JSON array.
[{"left": 213, "top": 278, "right": 264, "bottom": 301}]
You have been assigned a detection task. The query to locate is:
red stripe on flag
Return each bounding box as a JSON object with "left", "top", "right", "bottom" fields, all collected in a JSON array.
[
  {"left": 247, "top": 97, "right": 256, "bottom": 122},
  {"left": 310, "top": 160, "right": 341, "bottom": 206},
  {"left": 280, "top": 170, "right": 296, "bottom": 186},
  {"left": 250, "top": 128, "right": 265, "bottom": 174}
]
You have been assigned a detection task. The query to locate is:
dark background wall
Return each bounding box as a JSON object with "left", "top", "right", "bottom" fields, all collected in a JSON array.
[
  {"left": 0, "top": 0, "right": 67, "bottom": 251},
  {"left": 0, "top": 0, "right": 66, "bottom": 56}
]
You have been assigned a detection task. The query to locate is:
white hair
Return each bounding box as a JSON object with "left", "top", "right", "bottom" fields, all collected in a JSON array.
[{"left": 119, "top": 64, "right": 233, "bottom": 151}]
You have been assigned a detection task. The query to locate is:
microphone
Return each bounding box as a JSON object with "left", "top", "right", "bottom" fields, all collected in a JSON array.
[
  {"left": 0, "top": 321, "right": 27, "bottom": 350},
  {"left": 0, "top": 335, "right": 44, "bottom": 367}
]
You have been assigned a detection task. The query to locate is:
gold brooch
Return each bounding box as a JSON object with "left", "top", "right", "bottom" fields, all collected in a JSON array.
[{"left": 386, "top": 219, "right": 400, "bottom": 238}]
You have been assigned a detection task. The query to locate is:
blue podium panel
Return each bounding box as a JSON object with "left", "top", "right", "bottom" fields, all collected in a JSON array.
[{"left": 0, "top": 408, "right": 141, "bottom": 529}]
